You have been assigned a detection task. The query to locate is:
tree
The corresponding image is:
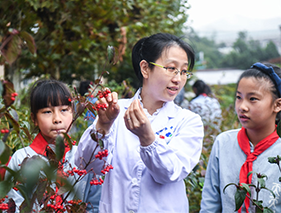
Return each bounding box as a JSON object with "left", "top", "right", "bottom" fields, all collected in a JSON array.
[
  {"left": 187, "top": 30, "right": 224, "bottom": 69},
  {"left": 0, "top": 0, "right": 191, "bottom": 89},
  {"left": 220, "top": 31, "right": 280, "bottom": 69}
]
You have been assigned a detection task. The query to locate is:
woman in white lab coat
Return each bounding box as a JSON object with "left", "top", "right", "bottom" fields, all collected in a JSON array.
[{"left": 75, "top": 33, "right": 204, "bottom": 213}]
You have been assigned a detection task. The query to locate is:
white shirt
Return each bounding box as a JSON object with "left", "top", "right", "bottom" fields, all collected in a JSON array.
[{"left": 75, "top": 89, "right": 204, "bottom": 213}]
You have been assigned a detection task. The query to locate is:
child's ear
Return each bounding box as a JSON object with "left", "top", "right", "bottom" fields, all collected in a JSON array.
[
  {"left": 274, "top": 98, "right": 281, "bottom": 113},
  {"left": 140, "top": 60, "right": 150, "bottom": 79},
  {"left": 31, "top": 113, "right": 38, "bottom": 126}
]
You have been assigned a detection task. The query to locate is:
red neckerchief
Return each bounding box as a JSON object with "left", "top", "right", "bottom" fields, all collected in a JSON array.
[
  {"left": 30, "top": 132, "right": 71, "bottom": 204},
  {"left": 237, "top": 127, "right": 279, "bottom": 213},
  {"left": 202, "top": 93, "right": 207, "bottom": 97},
  {"left": 30, "top": 132, "right": 70, "bottom": 156}
]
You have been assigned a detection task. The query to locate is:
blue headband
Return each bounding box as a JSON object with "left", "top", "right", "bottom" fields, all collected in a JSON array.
[{"left": 251, "top": 62, "right": 281, "bottom": 98}]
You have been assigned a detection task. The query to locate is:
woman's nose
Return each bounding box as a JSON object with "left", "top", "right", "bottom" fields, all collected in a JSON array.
[{"left": 171, "top": 72, "right": 182, "bottom": 83}]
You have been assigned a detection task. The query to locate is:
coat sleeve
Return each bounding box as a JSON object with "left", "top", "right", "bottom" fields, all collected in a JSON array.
[
  {"left": 74, "top": 119, "right": 115, "bottom": 175},
  {"left": 200, "top": 137, "right": 222, "bottom": 213},
  {"left": 140, "top": 112, "right": 204, "bottom": 184}
]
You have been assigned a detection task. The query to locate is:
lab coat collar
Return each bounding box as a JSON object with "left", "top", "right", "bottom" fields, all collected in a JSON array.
[{"left": 124, "top": 88, "right": 178, "bottom": 132}]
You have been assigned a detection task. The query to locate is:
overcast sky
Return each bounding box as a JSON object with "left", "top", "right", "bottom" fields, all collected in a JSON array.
[{"left": 187, "top": 0, "right": 281, "bottom": 31}]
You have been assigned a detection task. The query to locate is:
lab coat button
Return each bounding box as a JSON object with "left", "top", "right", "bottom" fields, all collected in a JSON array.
[{"left": 132, "top": 178, "right": 138, "bottom": 185}]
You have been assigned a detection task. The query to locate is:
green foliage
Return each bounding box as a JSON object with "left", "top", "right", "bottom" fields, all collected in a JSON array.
[
  {"left": 220, "top": 31, "right": 280, "bottom": 69},
  {"left": 0, "top": 0, "right": 190, "bottom": 86},
  {"left": 189, "top": 30, "right": 280, "bottom": 70}
]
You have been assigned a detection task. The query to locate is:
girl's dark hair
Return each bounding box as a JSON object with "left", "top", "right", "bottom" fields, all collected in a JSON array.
[
  {"left": 192, "top": 80, "right": 207, "bottom": 97},
  {"left": 237, "top": 62, "right": 281, "bottom": 124},
  {"left": 132, "top": 33, "right": 195, "bottom": 85},
  {"left": 30, "top": 79, "right": 72, "bottom": 119}
]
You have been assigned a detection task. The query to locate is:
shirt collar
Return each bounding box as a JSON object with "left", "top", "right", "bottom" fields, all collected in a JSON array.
[{"left": 126, "top": 88, "right": 178, "bottom": 119}]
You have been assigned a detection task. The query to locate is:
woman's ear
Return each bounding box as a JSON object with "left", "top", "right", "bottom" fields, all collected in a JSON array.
[
  {"left": 140, "top": 60, "right": 150, "bottom": 79},
  {"left": 274, "top": 98, "right": 281, "bottom": 113}
]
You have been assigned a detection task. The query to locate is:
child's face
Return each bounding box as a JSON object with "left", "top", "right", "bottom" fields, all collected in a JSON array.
[
  {"left": 34, "top": 105, "right": 73, "bottom": 144},
  {"left": 235, "top": 77, "right": 278, "bottom": 132}
]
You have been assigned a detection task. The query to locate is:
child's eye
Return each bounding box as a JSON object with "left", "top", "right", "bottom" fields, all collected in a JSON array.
[
  {"left": 236, "top": 95, "right": 241, "bottom": 100},
  {"left": 43, "top": 110, "right": 51, "bottom": 114},
  {"left": 61, "top": 106, "right": 70, "bottom": 112},
  {"left": 250, "top": 97, "right": 257, "bottom": 101}
]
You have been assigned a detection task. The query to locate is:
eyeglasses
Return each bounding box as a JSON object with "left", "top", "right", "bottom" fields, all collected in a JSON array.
[{"left": 149, "top": 62, "right": 193, "bottom": 79}]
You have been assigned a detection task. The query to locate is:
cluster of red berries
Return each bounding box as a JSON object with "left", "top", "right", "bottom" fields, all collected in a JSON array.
[
  {"left": 97, "top": 89, "right": 111, "bottom": 99},
  {"left": 92, "top": 103, "right": 107, "bottom": 111},
  {"left": 90, "top": 177, "right": 104, "bottom": 185},
  {"left": 47, "top": 197, "right": 65, "bottom": 212},
  {"left": 0, "top": 203, "right": 8, "bottom": 210},
  {"left": 67, "top": 167, "right": 87, "bottom": 177},
  {"left": 67, "top": 199, "right": 82, "bottom": 205},
  {"left": 0, "top": 129, "right": 9, "bottom": 134},
  {"left": 95, "top": 149, "right": 108, "bottom": 160},
  {"left": 0, "top": 196, "right": 8, "bottom": 210},
  {"left": 10, "top": 92, "right": 18, "bottom": 101},
  {"left": 101, "top": 164, "right": 113, "bottom": 174}
]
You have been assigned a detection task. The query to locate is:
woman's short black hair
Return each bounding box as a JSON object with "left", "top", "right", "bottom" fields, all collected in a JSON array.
[
  {"left": 131, "top": 33, "right": 195, "bottom": 85},
  {"left": 30, "top": 79, "right": 72, "bottom": 118}
]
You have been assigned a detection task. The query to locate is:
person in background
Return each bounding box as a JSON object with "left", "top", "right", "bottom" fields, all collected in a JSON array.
[
  {"left": 200, "top": 62, "right": 281, "bottom": 212},
  {"left": 75, "top": 33, "right": 204, "bottom": 213},
  {"left": 174, "top": 87, "right": 185, "bottom": 106},
  {"left": 5, "top": 79, "right": 100, "bottom": 212},
  {"left": 188, "top": 79, "right": 222, "bottom": 129}
]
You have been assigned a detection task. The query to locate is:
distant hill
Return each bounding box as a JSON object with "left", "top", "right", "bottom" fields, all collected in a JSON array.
[{"left": 191, "top": 16, "right": 281, "bottom": 47}]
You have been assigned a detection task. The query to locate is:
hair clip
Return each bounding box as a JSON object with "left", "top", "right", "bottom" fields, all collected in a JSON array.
[{"left": 251, "top": 62, "right": 281, "bottom": 97}]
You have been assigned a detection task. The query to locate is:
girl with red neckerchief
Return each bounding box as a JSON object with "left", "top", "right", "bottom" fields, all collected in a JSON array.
[
  {"left": 5, "top": 79, "right": 101, "bottom": 213},
  {"left": 200, "top": 63, "right": 281, "bottom": 213}
]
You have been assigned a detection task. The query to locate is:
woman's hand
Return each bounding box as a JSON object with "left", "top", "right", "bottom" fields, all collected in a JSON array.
[
  {"left": 96, "top": 91, "right": 120, "bottom": 134},
  {"left": 124, "top": 99, "right": 155, "bottom": 146}
]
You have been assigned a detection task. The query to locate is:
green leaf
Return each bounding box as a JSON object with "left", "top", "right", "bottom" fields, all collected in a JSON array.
[
  {"left": 19, "top": 31, "right": 36, "bottom": 55},
  {"left": 1, "top": 34, "right": 22, "bottom": 65},
  {"left": 0, "top": 81, "right": 3, "bottom": 96},
  {"left": 20, "top": 126, "right": 33, "bottom": 142},
  {"left": 234, "top": 188, "right": 247, "bottom": 211},
  {"left": 240, "top": 183, "right": 252, "bottom": 195},
  {"left": 55, "top": 135, "right": 65, "bottom": 161},
  {"left": 5, "top": 111, "right": 20, "bottom": 133},
  {"left": 260, "top": 187, "right": 275, "bottom": 198},
  {"left": 0, "top": 141, "right": 11, "bottom": 164},
  {"left": 257, "top": 177, "right": 266, "bottom": 188},
  {"left": 263, "top": 207, "right": 274, "bottom": 213},
  {"left": 223, "top": 183, "right": 237, "bottom": 193},
  {"left": 62, "top": 133, "right": 72, "bottom": 150},
  {"left": 0, "top": 180, "right": 14, "bottom": 198},
  {"left": 98, "top": 139, "right": 104, "bottom": 149}
]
